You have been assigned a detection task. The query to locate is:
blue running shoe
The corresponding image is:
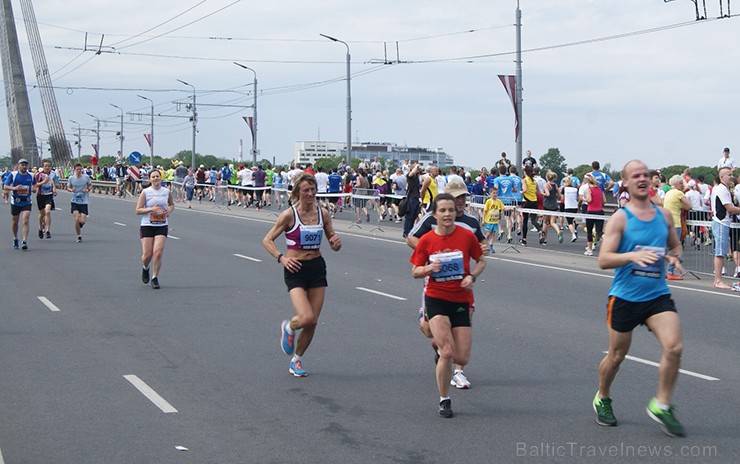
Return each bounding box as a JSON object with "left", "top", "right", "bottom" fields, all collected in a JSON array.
[
  {"left": 280, "top": 320, "right": 295, "bottom": 355},
  {"left": 289, "top": 360, "right": 307, "bottom": 377},
  {"left": 12, "top": 239, "right": 19, "bottom": 250}
]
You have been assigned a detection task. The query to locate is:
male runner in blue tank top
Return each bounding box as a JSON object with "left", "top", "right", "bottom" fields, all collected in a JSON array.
[{"left": 593, "top": 159, "right": 685, "bottom": 437}]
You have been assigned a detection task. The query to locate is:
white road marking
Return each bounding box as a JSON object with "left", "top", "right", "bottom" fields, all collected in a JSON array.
[
  {"left": 0, "top": 447, "right": 5, "bottom": 464},
  {"left": 356, "top": 287, "right": 407, "bottom": 301},
  {"left": 169, "top": 236, "right": 180, "bottom": 240},
  {"left": 114, "top": 222, "right": 127, "bottom": 227},
  {"left": 603, "top": 352, "right": 719, "bottom": 381},
  {"left": 37, "top": 296, "right": 61, "bottom": 312},
  {"left": 234, "top": 253, "right": 262, "bottom": 262},
  {"left": 123, "top": 375, "right": 178, "bottom": 413}
]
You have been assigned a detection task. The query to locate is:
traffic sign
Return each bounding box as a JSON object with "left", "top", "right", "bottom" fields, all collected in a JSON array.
[{"left": 128, "top": 151, "right": 142, "bottom": 165}]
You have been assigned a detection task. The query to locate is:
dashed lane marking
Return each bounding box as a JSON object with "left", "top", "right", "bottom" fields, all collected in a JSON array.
[
  {"left": 123, "top": 375, "right": 178, "bottom": 413},
  {"left": 37, "top": 296, "right": 61, "bottom": 312}
]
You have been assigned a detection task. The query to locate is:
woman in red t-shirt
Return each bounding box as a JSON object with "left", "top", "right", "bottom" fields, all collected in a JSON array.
[{"left": 409, "top": 193, "right": 486, "bottom": 418}]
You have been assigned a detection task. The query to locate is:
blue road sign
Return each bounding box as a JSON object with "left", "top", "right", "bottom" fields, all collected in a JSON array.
[{"left": 128, "top": 151, "right": 142, "bottom": 165}]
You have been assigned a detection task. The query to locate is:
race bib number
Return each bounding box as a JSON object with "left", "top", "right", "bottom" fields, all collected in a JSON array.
[
  {"left": 632, "top": 245, "right": 665, "bottom": 278},
  {"left": 16, "top": 186, "right": 29, "bottom": 196},
  {"left": 73, "top": 192, "right": 84, "bottom": 202},
  {"left": 486, "top": 209, "right": 500, "bottom": 223},
  {"left": 430, "top": 251, "right": 465, "bottom": 282},
  {"left": 300, "top": 225, "right": 323, "bottom": 249},
  {"left": 149, "top": 211, "right": 167, "bottom": 224}
]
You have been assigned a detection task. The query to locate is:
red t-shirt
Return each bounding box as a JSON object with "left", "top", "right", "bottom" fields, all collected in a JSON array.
[{"left": 410, "top": 226, "right": 482, "bottom": 303}]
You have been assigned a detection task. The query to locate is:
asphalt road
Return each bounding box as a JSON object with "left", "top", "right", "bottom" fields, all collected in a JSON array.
[{"left": 0, "top": 192, "right": 738, "bottom": 464}]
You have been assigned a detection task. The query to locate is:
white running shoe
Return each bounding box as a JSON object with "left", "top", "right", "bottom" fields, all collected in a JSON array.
[{"left": 450, "top": 371, "right": 471, "bottom": 389}]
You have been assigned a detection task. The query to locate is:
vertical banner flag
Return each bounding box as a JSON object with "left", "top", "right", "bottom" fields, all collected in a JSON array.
[
  {"left": 144, "top": 133, "right": 152, "bottom": 148},
  {"left": 498, "top": 75, "right": 519, "bottom": 141},
  {"left": 242, "top": 116, "right": 254, "bottom": 140}
]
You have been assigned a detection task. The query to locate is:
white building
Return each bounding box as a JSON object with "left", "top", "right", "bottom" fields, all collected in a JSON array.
[{"left": 294, "top": 141, "right": 453, "bottom": 168}]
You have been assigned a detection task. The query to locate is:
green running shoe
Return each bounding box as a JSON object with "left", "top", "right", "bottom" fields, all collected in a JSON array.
[
  {"left": 646, "top": 397, "right": 685, "bottom": 437},
  {"left": 593, "top": 391, "right": 617, "bottom": 426}
]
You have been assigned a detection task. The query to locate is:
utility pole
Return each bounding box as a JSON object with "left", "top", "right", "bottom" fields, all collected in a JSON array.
[
  {"left": 69, "top": 119, "right": 82, "bottom": 161},
  {"left": 86, "top": 113, "right": 100, "bottom": 162},
  {"left": 233, "top": 62, "right": 258, "bottom": 166},
  {"left": 320, "top": 33, "right": 352, "bottom": 166},
  {"left": 110, "top": 103, "right": 124, "bottom": 161},
  {"left": 515, "top": 0, "right": 523, "bottom": 169},
  {"left": 137, "top": 95, "right": 155, "bottom": 166},
  {"left": 177, "top": 79, "right": 197, "bottom": 169}
]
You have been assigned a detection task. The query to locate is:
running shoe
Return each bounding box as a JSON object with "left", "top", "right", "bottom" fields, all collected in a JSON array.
[
  {"left": 593, "top": 391, "right": 617, "bottom": 426},
  {"left": 732, "top": 282, "right": 740, "bottom": 292},
  {"left": 141, "top": 267, "right": 150, "bottom": 284},
  {"left": 38, "top": 229, "right": 44, "bottom": 239},
  {"left": 571, "top": 233, "right": 578, "bottom": 242},
  {"left": 518, "top": 238, "right": 527, "bottom": 246},
  {"left": 451, "top": 371, "right": 471, "bottom": 389},
  {"left": 646, "top": 397, "right": 685, "bottom": 437},
  {"left": 280, "top": 320, "right": 295, "bottom": 355},
  {"left": 490, "top": 246, "right": 496, "bottom": 254},
  {"left": 289, "top": 360, "right": 307, "bottom": 377},
  {"left": 76, "top": 235, "right": 82, "bottom": 243},
  {"left": 666, "top": 273, "right": 684, "bottom": 281},
  {"left": 12, "top": 239, "right": 19, "bottom": 250},
  {"left": 584, "top": 249, "right": 594, "bottom": 256},
  {"left": 366, "top": 212, "right": 370, "bottom": 222},
  {"left": 558, "top": 232, "right": 563, "bottom": 244},
  {"left": 438, "top": 399, "right": 453, "bottom": 418},
  {"left": 497, "top": 232, "right": 504, "bottom": 242},
  {"left": 45, "top": 230, "right": 51, "bottom": 239},
  {"left": 150, "top": 277, "right": 160, "bottom": 289},
  {"left": 21, "top": 241, "right": 28, "bottom": 250}
]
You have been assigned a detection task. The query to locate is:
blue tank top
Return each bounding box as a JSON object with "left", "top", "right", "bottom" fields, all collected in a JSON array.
[{"left": 608, "top": 204, "right": 670, "bottom": 302}]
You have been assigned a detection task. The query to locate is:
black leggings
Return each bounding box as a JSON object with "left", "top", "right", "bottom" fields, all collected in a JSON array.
[
  {"left": 522, "top": 200, "right": 541, "bottom": 239},
  {"left": 586, "top": 210, "right": 604, "bottom": 243}
]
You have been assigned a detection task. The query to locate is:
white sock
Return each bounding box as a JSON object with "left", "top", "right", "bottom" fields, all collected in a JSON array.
[
  {"left": 656, "top": 400, "right": 670, "bottom": 410},
  {"left": 440, "top": 396, "right": 450, "bottom": 403},
  {"left": 291, "top": 355, "right": 302, "bottom": 363},
  {"left": 453, "top": 369, "right": 463, "bottom": 375}
]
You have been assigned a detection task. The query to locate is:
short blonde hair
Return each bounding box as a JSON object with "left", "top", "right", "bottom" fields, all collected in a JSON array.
[{"left": 669, "top": 174, "right": 683, "bottom": 188}]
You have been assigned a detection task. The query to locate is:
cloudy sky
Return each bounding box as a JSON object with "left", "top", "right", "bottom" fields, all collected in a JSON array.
[{"left": 2, "top": 0, "right": 738, "bottom": 170}]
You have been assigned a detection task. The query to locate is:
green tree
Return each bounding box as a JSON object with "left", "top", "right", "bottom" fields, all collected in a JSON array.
[
  {"left": 658, "top": 165, "right": 689, "bottom": 181},
  {"left": 573, "top": 164, "right": 591, "bottom": 181},
  {"left": 314, "top": 155, "right": 344, "bottom": 173},
  {"left": 539, "top": 148, "right": 567, "bottom": 180}
]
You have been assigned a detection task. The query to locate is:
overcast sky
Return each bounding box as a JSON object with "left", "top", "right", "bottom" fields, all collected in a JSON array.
[{"left": 2, "top": 0, "right": 738, "bottom": 170}]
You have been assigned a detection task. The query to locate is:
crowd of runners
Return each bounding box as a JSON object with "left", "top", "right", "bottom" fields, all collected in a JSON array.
[{"left": 4, "top": 150, "right": 739, "bottom": 433}]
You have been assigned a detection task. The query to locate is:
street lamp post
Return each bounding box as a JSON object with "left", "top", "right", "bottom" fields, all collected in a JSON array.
[
  {"left": 233, "top": 62, "right": 258, "bottom": 167},
  {"left": 177, "top": 79, "right": 197, "bottom": 169},
  {"left": 320, "top": 33, "right": 352, "bottom": 166},
  {"left": 69, "top": 119, "right": 82, "bottom": 161},
  {"left": 137, "top": 95, "right": 155, "bottom": 166},
  {"left": 86, "top": 113, "right": 101, "bottom": 165},
  {"left": 110, "top": 104, "right": 124, "bottom": 163}
]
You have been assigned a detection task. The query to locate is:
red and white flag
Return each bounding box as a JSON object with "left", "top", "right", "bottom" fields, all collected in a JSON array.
[
  {"left": 242, "top": 116, "right": 254, "bottom": 140},
  {"left": 498, "top": 75, "right": 519, "bottom": 142},
  {"left": 144, "top": 133, "right": 152, "bottom": 148}
]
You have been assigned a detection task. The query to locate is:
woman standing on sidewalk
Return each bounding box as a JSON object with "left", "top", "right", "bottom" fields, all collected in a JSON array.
[{"left": 262, "top": 173, "right": 342, "bottom": 377}]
